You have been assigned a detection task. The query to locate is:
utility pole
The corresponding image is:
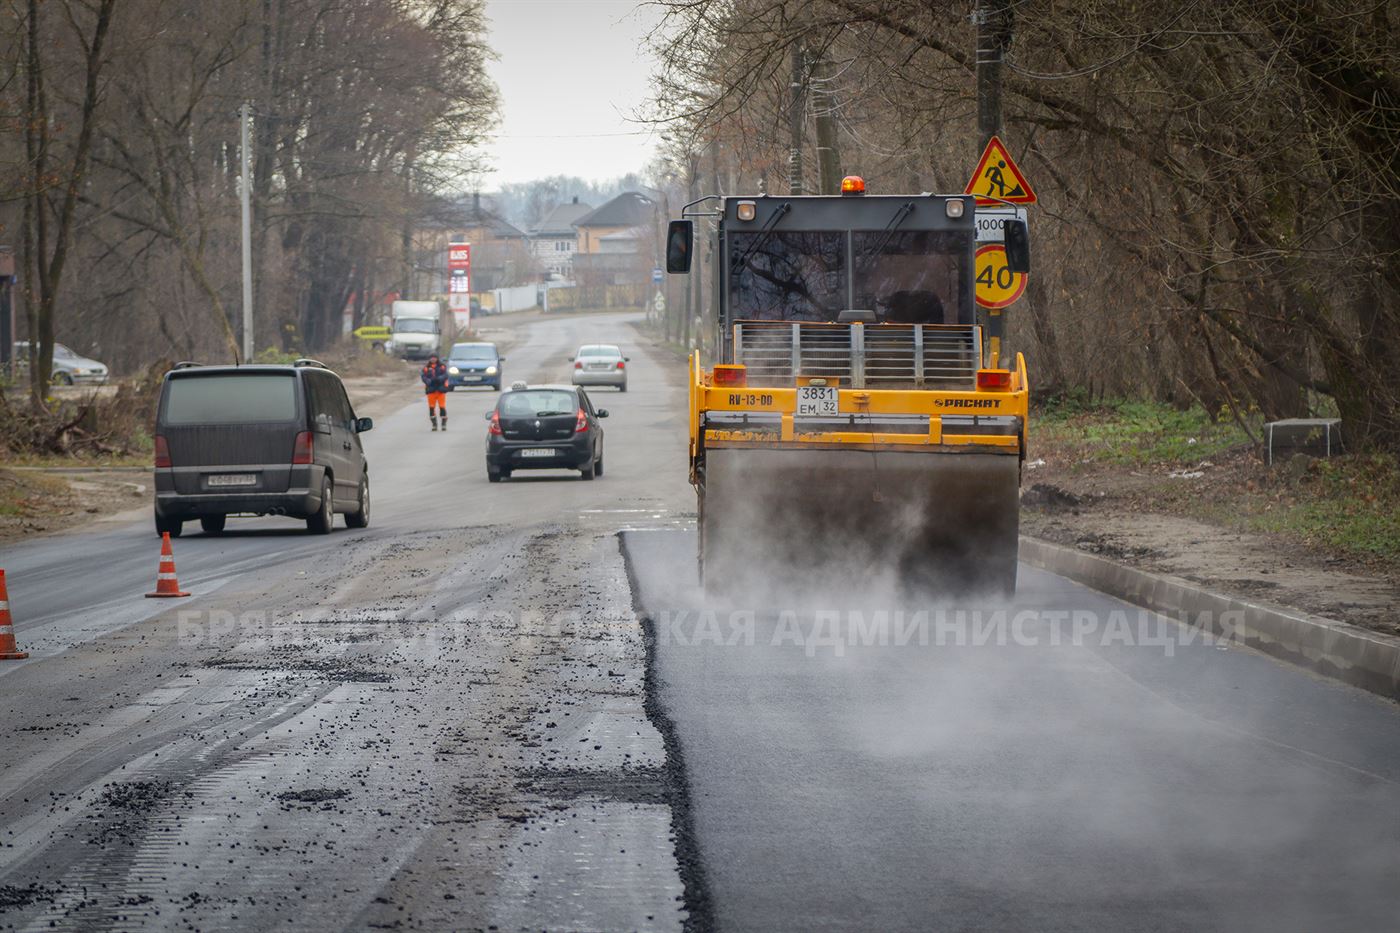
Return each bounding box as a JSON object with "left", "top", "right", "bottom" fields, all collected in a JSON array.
[
  {"left": 682, "top": 155, "right": 698, "bottom": 346},
  {"left": 811, "top": 52, "right": 841, "bottom": 194},
  {"left": 239, "top": 101, "right": 253, "bottom": 363},
  {"left": 976, "top": 0, "right": 1012, "bottom": 150},
  {"left": 788, "top": 41, "right": 806, "bottom": 195},
  {"left": 976, "top": 0, "right": 1013, "bottom": 368}
]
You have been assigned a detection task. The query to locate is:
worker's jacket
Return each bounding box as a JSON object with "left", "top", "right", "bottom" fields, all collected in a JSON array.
[{"left": 420, "top": 361, "right": 449, "bottom": 394}]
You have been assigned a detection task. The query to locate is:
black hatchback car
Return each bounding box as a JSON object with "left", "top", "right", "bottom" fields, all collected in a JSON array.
[
  {"left": 153, "top": 360, "right": 373, "bottom": 536},
  {"left": 485, "top": 383, "right": 606, "bottom": 481}
]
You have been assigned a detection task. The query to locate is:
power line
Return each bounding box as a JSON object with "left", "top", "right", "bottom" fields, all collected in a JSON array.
[{"left": 487, "top": 130, "right": 653, "bottom": 139}]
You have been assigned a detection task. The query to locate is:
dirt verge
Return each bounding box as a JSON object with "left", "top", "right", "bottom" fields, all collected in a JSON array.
[{"left": 1022, "top": 435, "right": 1400, "bottom": 638}]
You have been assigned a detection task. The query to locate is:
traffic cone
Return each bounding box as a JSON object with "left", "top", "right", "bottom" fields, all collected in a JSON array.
[
  {"left": 0, "top": 569, "right": 29, "bottom": 660},
  {"left": 145, "top": 532, "right": 191, "bottom": 598}
]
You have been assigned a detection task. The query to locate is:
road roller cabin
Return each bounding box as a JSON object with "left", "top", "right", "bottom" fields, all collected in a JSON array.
[{"left": 667, "top": 180, "right": 1031, "bottom": 599}]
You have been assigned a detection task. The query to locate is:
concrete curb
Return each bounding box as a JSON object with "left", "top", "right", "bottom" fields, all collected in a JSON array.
[{"left": 1019, "top": 536, "right": 1400, "bottom": 702}]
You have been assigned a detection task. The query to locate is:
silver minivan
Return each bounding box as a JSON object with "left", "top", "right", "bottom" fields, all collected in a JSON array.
[{"left": 152, "top": 360, "right": 372, "bottom": 537}]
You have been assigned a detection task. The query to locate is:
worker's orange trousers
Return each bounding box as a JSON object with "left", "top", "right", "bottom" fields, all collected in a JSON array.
[{"left": 426, "top": 391, "right": 446, "bottom": 408}]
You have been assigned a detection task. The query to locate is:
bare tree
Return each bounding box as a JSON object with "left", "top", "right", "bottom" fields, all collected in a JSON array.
[
  {"left": 17, "top": 0, "right": 117, "bottom": 405},
  {"left": 648, "top": 0, "right": 1400, "bottom": 449}
]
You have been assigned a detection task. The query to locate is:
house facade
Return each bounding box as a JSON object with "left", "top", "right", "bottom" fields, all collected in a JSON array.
[
  {"left": 571, "top": 191, "right": 659, "bottom": 286},
  {"left": 529, "top": 197, "right": 593, "bottom": 277}
]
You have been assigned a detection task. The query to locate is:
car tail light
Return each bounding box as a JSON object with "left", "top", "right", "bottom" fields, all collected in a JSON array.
[
  {"left": 574, "top": 361, "right": 583, "bottom": 370},
  {"left": 154, "top": 435, "right": 171, "bottom": 468},
  {"left": 292, "top": 430, "right": 314, "bottom": 464},
  {"left": 574, "top": 408, "right": 588, "bottom": 433},
  {"left": 712, "top": 365, "right": 747, "bottom": 387},
  {"left": 616, "top": 361, "right": 625, "bottom": 369},
  {"left": 488, "top": 411, "right": 503, "bottom": 436},
  {"left": 976, "top": 369, "right": 1013, "bottom": 391}
]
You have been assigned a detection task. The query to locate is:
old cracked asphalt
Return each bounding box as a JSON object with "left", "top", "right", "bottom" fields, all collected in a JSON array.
[
  {"left": 4, "top": 309, "right": 1400, "bottom": 933},
  {"left": 0, "top": 310, "right": 696, "bottom": 932}
]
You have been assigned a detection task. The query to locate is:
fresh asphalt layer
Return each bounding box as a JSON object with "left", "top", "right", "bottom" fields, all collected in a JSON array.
[{"left": 623, "top": 530, "right": 1400, "bottom": 933}]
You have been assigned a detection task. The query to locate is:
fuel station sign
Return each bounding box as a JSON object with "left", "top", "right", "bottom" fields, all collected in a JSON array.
[
  {"left": 448, "top": 244, "right": 471, "bottom": 295},
  {"left": 448, "top": 243, "right": 471, "bottom": 328}
]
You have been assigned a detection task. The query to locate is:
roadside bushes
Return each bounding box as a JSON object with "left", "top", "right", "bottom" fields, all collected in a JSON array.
[{"left": 0, "top": 362, "right": 165, "bottom": 460}]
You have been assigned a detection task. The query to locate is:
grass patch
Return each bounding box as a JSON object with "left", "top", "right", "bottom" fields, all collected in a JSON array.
[
  {"left": 1249, "top": 454, "right": 1400, "bottom": 563},
  {"left": 1034, "top": 394, "right": 1257, "bottom": 466},
  {"left": 0, "top": 470, "right": 70, "bottom": 516}
]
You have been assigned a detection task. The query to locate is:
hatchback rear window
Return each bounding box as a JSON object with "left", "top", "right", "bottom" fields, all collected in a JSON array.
[
  {"left": 500, "top": 390, "right": 577, "bottom": 417},
  {"left": 164, "top": 374, "right": 298, "bottom": 424}
]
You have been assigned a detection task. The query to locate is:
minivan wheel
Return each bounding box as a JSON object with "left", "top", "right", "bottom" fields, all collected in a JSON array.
[
  {"left": 200, "top": 514, "right": 226, "bottom": 535},
  {"left": 307, "top": 478, "right": 334, "bottom": 534},
  {"left": 155, "top": 511, "right": 183, "bottom": 538},
  {"left": 345, "top": 475, "right": 370, "bottom": 529}
]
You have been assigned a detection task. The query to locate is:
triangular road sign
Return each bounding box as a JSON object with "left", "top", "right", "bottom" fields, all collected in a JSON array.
[{"left": 965, "top": 136, "right": 1036, "bottom": 205}]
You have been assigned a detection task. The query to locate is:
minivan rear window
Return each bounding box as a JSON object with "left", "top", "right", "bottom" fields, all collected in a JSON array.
[{"left": 163, "top": 374, "right": 298, "bottom": 424}]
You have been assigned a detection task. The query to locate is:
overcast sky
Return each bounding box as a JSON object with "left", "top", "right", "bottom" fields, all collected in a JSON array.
[{"left": 481, "top": 0, "right": 664, "bottom": 187}]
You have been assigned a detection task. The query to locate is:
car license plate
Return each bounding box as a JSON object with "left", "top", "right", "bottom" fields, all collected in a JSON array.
[
  {"left": 208, "top": 473, "right": 256, "bottom": 487},
  {"left": 519, "top": 448, "right": 553, "bottom": 458},
  {"left": 797, "top": 385, "right": 839, "bottom": 416}
]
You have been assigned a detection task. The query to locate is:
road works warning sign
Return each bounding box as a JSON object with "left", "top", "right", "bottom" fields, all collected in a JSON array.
[
  {"left": 965, "top": 136, "right": 1036, "bottom": 206},
  {"left": 974, "top": 244, "right": 1028, "bottom": 309}
]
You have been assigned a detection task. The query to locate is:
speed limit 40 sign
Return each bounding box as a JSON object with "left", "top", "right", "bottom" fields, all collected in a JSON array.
[{"left": 974, "top": 243, "right": 1027, "bottom": 309}]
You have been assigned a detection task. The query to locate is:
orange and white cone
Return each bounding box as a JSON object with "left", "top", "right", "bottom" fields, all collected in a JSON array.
[
  {"left": 0, "top": 569, "right": 29, "bottom": 660},
  {"left": 145, "top": 532, "right": 191, "bottom": 598}
]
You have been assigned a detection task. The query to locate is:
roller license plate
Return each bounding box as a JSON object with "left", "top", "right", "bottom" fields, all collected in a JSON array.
[
  {"left": 797, "top": 386, "right": 839, "bottom": 416},
  {"left": 519, "top": 448, "right": 554, "bottom": 458},
  {"left": 207, "top": 473, "right": 257, "bottom": 487}
]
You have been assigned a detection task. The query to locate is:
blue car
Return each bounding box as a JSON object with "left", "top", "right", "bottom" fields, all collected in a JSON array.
[{"left": 446, "top": 342, "right": 504, "bottom": 390}]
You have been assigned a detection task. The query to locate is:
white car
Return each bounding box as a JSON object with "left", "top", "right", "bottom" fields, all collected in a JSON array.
[
  {"left": 570, "top": 344, "right": 629, "bottom": 391},
  {"left": 13, "top": 341, "right": 110, "bottom": 385}
]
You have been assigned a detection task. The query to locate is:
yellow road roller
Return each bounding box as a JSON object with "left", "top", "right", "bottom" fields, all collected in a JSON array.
[{"left": 666, "top": 177, "right": 1030, "bottom": 598}]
